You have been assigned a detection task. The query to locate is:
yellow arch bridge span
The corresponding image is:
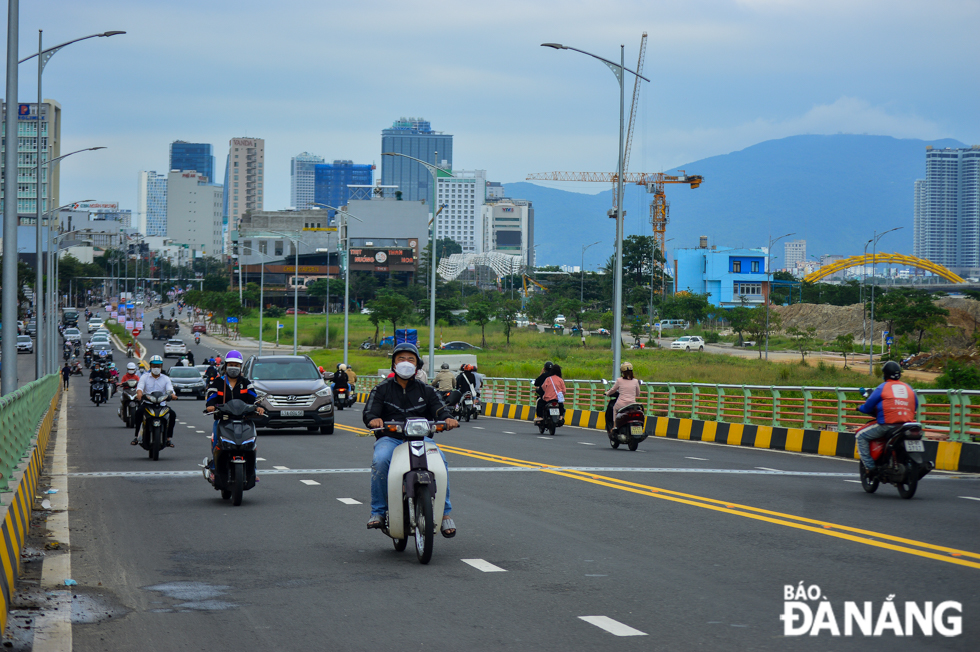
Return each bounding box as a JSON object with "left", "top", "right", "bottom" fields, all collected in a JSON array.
[{"left": 803, "top": 253, "right": 966, "bottom": 284}]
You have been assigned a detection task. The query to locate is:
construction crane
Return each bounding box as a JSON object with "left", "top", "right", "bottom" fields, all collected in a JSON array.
[{"left": 611, "top": 32, "right": 647, "bottom": 212}]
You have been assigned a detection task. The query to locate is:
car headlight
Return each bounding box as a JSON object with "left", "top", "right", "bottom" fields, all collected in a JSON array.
[
  {"left": 318, "top": 404, "right": 332, "bottom": 412},
  {"left": 315, "top": 387, "right": 331, "bottom": 397},
  {"left": 254, "top": 389, "right": 268, "bottom": 399}
]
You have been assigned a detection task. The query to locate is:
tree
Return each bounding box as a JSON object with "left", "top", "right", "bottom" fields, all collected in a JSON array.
[
  {"left": 728, "top": 306, "right": 753, "bottom": 346},
  {"left": 600, "top": 311, "right": 614, "bottom": 332},
  {"left": 747, "top": 309, "right": 781, "bottom": 359},
  {"left": 495, "top": 298, "right": 521, "bottom": 345},
  {"left": 467, "top": 300, "right": 495, "bottom": 347},
  {"left": 366, "top": 289, "right": 413, "bottom": 338},
  {"left": 834, "top": 333, "right": 855, "bottom": 368},
  {"left": 785, "top": 325, "right": 818, "bottom": 362},
  {"left": 349, "top": 271, "right": 378, "bottom": 307},
  {"left": 874, "top": 289, "right": 949, "bottom": 353},
  {"left": 203, "top": 273, "right": 229, "bottom": 292},
  {"left": 307, "top": 278, "right": 344, "bottom": 312}
]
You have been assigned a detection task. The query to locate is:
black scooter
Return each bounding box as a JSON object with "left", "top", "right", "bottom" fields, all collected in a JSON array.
[{"left": 201, "top": 399, "right": 258, "bottom": 506}]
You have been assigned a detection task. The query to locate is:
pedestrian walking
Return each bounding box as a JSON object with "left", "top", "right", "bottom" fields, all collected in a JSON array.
[{"left": 61, "top": 362, "right": 71, "bottom": 389}]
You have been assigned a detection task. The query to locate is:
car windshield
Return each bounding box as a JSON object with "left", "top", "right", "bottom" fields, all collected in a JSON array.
[
  {"left": 169, "top": 368, "right": 202, "bottom": 378},
  {"left": 677, "top": 337, "right": 690, "bottom": 342},
  {"left": 65, "top": 329, "right": 79, "bottom": 335},
  {"left": 17, "top": 336, "right": 30, "bottom": 342},
  {"left": 250, "top": 359, "right": 320, "bottom": 381},
  {"left": 167, "top": 340, "right": 184, "bottom": 346}
]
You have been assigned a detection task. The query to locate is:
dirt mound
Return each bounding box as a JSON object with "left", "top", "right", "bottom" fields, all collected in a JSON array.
[{"left": 772, "top": 303, "right": 885, "bottom": 343}]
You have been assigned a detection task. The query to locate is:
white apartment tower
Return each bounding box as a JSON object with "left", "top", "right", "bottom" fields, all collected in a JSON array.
[
  {"left": 483, "top": 198, "right": 535, "bottom": 267},
  {"left": 136, "top": 171, "right": 168, "bottom": 236},
  {"left": 290, "top": 152, "right": 323, "bottom": 209},
  {"left": 914, "top": 146, "right": 980, "bottom": 277},
  {"left": 435, "top": 169, "right": 486, "bottom": 253},
  {"left": 783, "top": 239, "right": 806, "bottom": 269},
  {"left": 166, "top": 171, "right": 224, "bottom": 255},
  {"left": 226, "top": 137, "right": 265, "bottom": 250}
]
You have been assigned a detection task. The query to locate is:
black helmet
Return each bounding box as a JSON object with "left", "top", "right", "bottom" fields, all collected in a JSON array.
[
  {"left": 543, "top": 361, "right": 554, "bottom": 373},
  {"left": 441, "top": 362, "right": 449, "bottom": 370},
  {"left": 392, "top": 342, "right": 423, "bottom": 370},
  {"left": 882, "top": 360, "right": 902, "bottom": 380}
]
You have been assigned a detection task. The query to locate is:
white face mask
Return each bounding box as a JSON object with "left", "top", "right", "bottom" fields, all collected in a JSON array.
[
  {"left": 394, "top": 361, "right": 416, "bottom": 379},
  {"left": 151, "top": 368, "right": 162, "bottom": 377}
]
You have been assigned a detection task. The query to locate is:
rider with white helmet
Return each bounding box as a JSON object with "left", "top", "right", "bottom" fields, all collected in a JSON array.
[{"left": 132, "top": 355, "right": 178, "bottom": 447}]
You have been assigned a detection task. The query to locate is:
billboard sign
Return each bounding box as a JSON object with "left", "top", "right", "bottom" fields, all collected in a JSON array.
[
  {"left": 349, "top": 246, "right": 417, "bottom": 272},
  {"left": 72, "top": 202, "right": 120, "bottom": 212}
]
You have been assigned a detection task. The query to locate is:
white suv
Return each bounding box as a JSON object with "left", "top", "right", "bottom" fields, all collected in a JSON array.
[
  {"left": 87, "top": 317, "right": 104, "bottom": 333},
  {"left": 670, "top": 336, "right": 705, "bottom": 352},
  {"left": 164, "top": 339, "right": 187, "bottom": 358}
]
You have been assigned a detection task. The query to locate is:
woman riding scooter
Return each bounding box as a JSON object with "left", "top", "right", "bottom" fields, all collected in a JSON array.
[{"left": 605, "top": 362, "right": 642, "bottom": 433}]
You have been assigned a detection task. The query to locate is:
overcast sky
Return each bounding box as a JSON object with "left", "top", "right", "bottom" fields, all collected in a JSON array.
[{"left": 3, "top": 0, "right": 977, "bottom": 208}]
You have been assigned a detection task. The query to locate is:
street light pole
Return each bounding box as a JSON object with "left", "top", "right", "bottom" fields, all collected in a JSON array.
[
  {"left": 1, "top": 0, "right": 19, "bottom": 395},
  {"left": 764, "top": 232, "right": 795, "bottom": 361},
  {"left": 310, "top": 203, "right": 362, "bottom": 366},
  {"left": 542, "top": 41, "right": 648, "bottom": 378},
  {"left": 379, "top": 155, "right": 452, "bottom": 379},
  {"left": 581, "top": 240, "right": 600, "bottom": 303},
  {"left": 868, "top": 226, "right": 902, "bottom": 375}
]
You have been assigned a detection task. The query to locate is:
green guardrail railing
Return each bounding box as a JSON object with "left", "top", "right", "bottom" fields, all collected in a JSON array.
[
  {"left": 0, "top": 374, "right": 59, "bottom": 491},
  {"left": 356, "top": 375, "right": 980, "bottom": 443}
]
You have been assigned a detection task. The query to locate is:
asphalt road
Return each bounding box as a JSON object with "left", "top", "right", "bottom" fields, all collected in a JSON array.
[{"left": 48, "top": 314, "right": 980, "bottom": 650}]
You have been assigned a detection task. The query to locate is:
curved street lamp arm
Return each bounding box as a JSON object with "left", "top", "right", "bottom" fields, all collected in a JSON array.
[
  {"left": 541, "top": 43, "right": 650, "bottom": 82},
  {"left": 381, "top": 152, "right": 452, "bottom": 177},
  {"left": 19, "top": 31, "right": 126, "bottom": 65},
  {"left": 309, "top": 202, "right": 363, "bottom": 222}
]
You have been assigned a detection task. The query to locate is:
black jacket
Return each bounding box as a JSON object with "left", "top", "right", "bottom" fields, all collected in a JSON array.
[
  {"left": 206, "top": 375, "right": 258, "bottom": 420},
  {"left": 362, "top": 376, "right": 451, "bottom": 438},
  {"left": 456, "top": 371, "right": 478, "bottom": 395},
  {"left": 533, "top": 372, "right": 551, "bottom": 398}
]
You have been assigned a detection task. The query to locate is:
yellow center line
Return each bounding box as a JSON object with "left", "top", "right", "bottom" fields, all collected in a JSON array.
[{"left": 343, "top": 424, "right": 980, "bottom": 569}]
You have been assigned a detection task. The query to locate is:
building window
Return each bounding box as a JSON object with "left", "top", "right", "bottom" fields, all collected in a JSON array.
[
  {"left": 751, "top": 261, "right": 759, "bottom": 273},
  {"left": 732, "top": 260, "right": 741, "bottom": 273},
  {"left": 734, "top": 282, "right": 762, "bottom": 296},
  {"left": 259, "top": 240, "right": 267, "bottom": 254}
]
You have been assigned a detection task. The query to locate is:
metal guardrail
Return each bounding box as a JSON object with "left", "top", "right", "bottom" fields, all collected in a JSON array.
[
  {"left": 0, "top": 374, "right": 59, "bottom": 491},
  {"left": 356, "top": 375, "right": 980, "bottom": 442}
]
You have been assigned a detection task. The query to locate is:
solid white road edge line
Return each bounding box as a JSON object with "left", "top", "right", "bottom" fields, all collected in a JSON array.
[
  {"left": 578, "top": 616, "right": 647, "bottom": 636},
  {"left": 33, "top": 391, "right": 72, "bottom": 652},
  {"left": 461, "top": 559, "right": 506, "bottom": 572}
]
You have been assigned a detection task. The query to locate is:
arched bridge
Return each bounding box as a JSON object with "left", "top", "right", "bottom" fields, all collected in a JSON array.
[{"left": 803, "top": 253, "right": 966, "bottom": 284}]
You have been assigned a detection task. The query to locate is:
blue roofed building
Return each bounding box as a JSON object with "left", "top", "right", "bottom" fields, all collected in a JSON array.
[{"left": 674, "top": 244, "right": 769, "bottom": 308}]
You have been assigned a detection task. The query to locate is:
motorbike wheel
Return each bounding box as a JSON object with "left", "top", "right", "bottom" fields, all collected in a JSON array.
[
  {"left": 859, "top": 463, "right": 879, "bottom": 494},
  {"left": 232, "top": 464, "right": 244, "bottom": 506},
  {"left": 897, "top": 463, "right": 918, "bottom": 499},
  {"left": 538, "top": 425, "right": 545, "bottom": 434},
  {"left": 472, "top": 411, "right": 478, "bottom": 420},
  {"left": 548, "top": 425, "right": 556, "bottom": 437},
  {"left": 609, "top": 438, "right": 620, "bottom": 449},
  {"left": 414, "top": 485, "right": 435, "bottom": 564},
  {"left": 221, "top": 489, "right": 231, "bottom": 500},
  {"left": 392, "top": 537, "right": 408, "bottom": 552},
  {"left": 464, "top": 412, "right": 470, "bottom": 422},
  {"left": 628, "top": 439, "right": 639, "bottom": 451}
]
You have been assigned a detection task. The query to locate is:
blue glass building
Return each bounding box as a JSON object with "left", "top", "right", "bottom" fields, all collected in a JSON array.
[
  {"left": 674, "top": 246, "right": 769, "bottom": 308},
  {"left": 380, "top": 118, "right": 452, "bottom": 202},
  {"left": 169, "top": 141, "right": 215, "bottom": 181},
  {"left": 313, "top": 161, "right": 374, "bottom": 218}
]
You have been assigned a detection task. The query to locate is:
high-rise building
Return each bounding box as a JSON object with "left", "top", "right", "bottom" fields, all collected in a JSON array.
[
  {"left": 783, "top": 239, "right": 806, "bottom": 269},
  {"left": 435, "top": 169, "right": 486, "bottom": 253},
  {"left": 0, "top": 100, "right": 62, "bottom": 224},
  {"left": 483, "top": 198, "right": 535, "bottom": 267},
  {"left": 486, "top": 181, "right": 505, "bottom": 199},
  {"left": 914, "top": 146, "right": 980, "bottom": 277},
  {"left": 291, "top": 152, "right": 324, "bottom": 209},
  {"left": 380, "top": 117, "right": 452, "bottom": 203},
  {"left": 166, "top": 171, "right": 224, "bottom": 255},
  {"left": 226, "top": 137, "right": 265, "bottom": 251},
  {"left": 136, "top": 171, "right": 168, "bottom": 236},
  {"left": 169, "top": 141, "right": 214, "bottom": 181},
  {"left": 313, "top": 160, "right": 374, "bottom": 218}
]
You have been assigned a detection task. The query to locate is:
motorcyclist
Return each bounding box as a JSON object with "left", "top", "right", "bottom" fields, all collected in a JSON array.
[
  {"left": 204, "top": 350, "right": 264, "bottom": 475},
  {"left": 533, "top": 361, "right": 555, "bottom": 423},
  {"left": 432, "top": 363, "right": 455, "bottom": 391},
  {"left": 126, "top": 340, "right": 135, "bottom": 357},
  {"left": 362, "top": 342, "right": 459, "bottom": 537},
  {"left": 132, "top": 355, "right": 178, "bottom": 447},
  {"left": 186, "top": 349, "right": 195, "bottom": 367},
  {"left": 89, "top": 361, "right": 110, "bottom": 403},
  {"left": 83, "top": 349, "right": 92, "bottom": 367},
  {"left": 856, "top": 360, "right": 919, "bottom": 476},
  {"left": 107, "top": 363, "right": 120, "bottom": 396},
  {"left": 605, "top": 362, "right": 642, "bottom": 433},
  {"left": 346, "top": 364, "right": 357, "bottom": 397},
  {"left": 332, "top": 363, "right": 350, "bottom": 392},
  {"left": 194, "top": 332, "right": 201, "bottom": 345},
  {"left": 119, "top": 362, "right": 141, "bottom": 385}
]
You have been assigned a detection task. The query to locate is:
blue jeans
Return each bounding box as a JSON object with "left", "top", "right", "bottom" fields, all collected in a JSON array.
[
  {"left": 371, "top": 436, "right": 451, "bottom": 517},
  {"left": 857, "top": 423, "right": 889, "bottom": 470}
]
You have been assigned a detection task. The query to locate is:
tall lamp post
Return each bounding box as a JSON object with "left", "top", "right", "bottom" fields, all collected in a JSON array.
[
  {"left": 861, "top": 236, "right": 874, "bottom": 351},
  {"left": 868, "top": 226, "right": 902, "bottom": 375},
  {"left": 580, "top": 240, "right": 600, "bottom": 303},
  {"left": 309, "top": 203, "right": 363, "bottom": 366},
  {"left": 542, "top": 41, "right": 649, "bottom": 378},
  {"left": 241, "top": 246, "right": 277, "bottom": 356},
  {"left": 381, "top": 153, "right": 452, "bottom": 379},
  {"left": 764, "top": 232, "right": 795, "bottom": 361}
]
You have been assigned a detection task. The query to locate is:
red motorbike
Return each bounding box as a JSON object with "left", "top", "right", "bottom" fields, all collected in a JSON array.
[{"left": 856, "top": 420, "right": 933, "bottom": 499}]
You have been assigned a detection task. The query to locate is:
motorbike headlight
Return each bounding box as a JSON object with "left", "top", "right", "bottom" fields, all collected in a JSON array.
[
  {"left": 160, "top": 408, "right": 170, "bottom": 416},
  {"left": 242, "top": 438, "right": 256, "bottom": 445},
  {"left": 315, "top": 387, "right": 331, "bottom": 397},
  {"left": 404, "top": 419, "right": 430, "bottom": 438}
]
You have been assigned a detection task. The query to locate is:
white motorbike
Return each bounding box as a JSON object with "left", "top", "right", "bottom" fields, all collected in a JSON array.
[{"left": 370, "top": 419, "right": 449, "bottom": 564}]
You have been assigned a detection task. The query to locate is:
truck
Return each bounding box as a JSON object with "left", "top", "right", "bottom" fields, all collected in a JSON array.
[
  {"left": 62, "top": 308, "right": 80, "bottom": 327},
  {"left": 150, "top": 318, "right": 180, "bottom": 340}
]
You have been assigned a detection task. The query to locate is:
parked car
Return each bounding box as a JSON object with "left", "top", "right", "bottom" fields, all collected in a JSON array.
[
  {"left": 441, "top": 341, "right": 482, "bottom": 351},
  {"left": 670, "top": 336, "right": 705, "bottom": 352},
  {"left": 164, "top": 339, "right": 188, "bottom": 358},
  {"left": 16, "top": 335, "right": 33, "bottom": 354},
  {"left": 168, "top": 366, "right": 207, "bottom": 399},
  {"left": 285, "top": 308, "right": 308, "bottom": 315},
  {"left": 240, "top": 355, "right": 334, "bottom": 434},
  {"left": 87, "top": 317, "right": 104, "bottom": 333},
  {"left": 554, "top": 314, "right": 566, "bottom": 324},
  {"left": 191, "top": 322, "right": 207, "bottom": 334}
]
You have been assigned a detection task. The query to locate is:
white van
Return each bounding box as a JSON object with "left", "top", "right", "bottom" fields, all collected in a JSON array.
[{"left": 658, "top": 319, "right": 689, "bottom": 331}]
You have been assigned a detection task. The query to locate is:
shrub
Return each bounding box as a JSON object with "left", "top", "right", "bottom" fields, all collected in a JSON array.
[
  {"left": 264, "top": 305, "right": 285, "bottom": 318},
  {"left": 703, "top": 331, "right": 720, "bottom": 344},
  {"left": 936, "top": 360, "right": 980, "bottom": 390}
]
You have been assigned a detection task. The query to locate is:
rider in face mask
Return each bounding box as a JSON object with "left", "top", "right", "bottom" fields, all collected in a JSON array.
[
  {"left": 133, "top": 355, "right": 178, "bottom": 447},
  {"left": 204, "top": 350, "right": 264, "bottom": 475},
  {"left": 363, "top": 343, "right": 460, "bottom": 537}
]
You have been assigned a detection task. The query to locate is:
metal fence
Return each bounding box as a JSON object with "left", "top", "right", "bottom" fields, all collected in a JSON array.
[
  {"left": 357, "top": 375, "right": 980, "bottom": 442},
  {"left": 0, "top": 374, "right": 60, "bottom": 491}
]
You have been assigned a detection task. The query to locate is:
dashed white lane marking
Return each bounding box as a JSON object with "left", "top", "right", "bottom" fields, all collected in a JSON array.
[
  {"left": 538, "top": 437, "right": 553, "bottom": 440},
  {"left": 472, "top": 427, "right": 484, "bottom": 430},
  {"left": 256, "top": 457, "right": 266, "bottom": 461},
  {"left": 461, "top": 559, "right": 506, "bottom": 573},
  {"left": 579, "top": 442, "right": 596, "bottom": 446},
  {"left": 273, "top": 466, "right": 290, "bottom": 470},
  {"left": 686, "top": 456, "right": 708, "bottom": 461},
  {"left": 578, "top": 616, "right": 647, "bottom": 637},
  {"left": 300, "top": 479, "right": 320, "bottom": 486},
  {"left": 844, "top": 480, "right": 862, "bottom": 483},
  {"left": 756, "top": 467, "right": 781, "bottom": 472},
  {"left": 196, "top": 430, "right": 205, "bottom": 434},
  {"left": 186, "top": 425, "right": 196, "bottom": 429},
  {"left": 337, "top": 498, "right": 362, "bottom": 505},
  {"left": 958, "top": 496, "right": 980, "bottom": 501},
  {"left": 503, "top": 431, "right": 515, "bottom": 434}
]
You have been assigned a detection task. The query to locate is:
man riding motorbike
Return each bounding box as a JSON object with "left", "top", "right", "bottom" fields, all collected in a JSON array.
[
  {"left": 119, "top": 362, "right": 141, "bottom": 416},
  {"left": 204, "top": 350, "right": 264, "bottom": 476},
  {"left": 856, "top": 360, "right": 919, "bottom": 476},
  {"left": 89, "top": 361, "right": 110, "bottom": 403},
  {"left": 345, "top": 364, "right": 357, "bottom": 397},
  {"left": 186, "top": 349, "right": 195, "bottom": 367},
  {"left": 132, "top": 355, "right": 178, "bottom": 447},
  {"left": 194, "top": 332, "right": 201, "bottom": 345},
  {"left": 432, "top": 363, "right": 455, "bottom": 391},
  {"left": 362, "top": 343, "right": 459, "bottom": 537},
  {"left": 204, "top": 358, "right": 219, "bottom": 383}
]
